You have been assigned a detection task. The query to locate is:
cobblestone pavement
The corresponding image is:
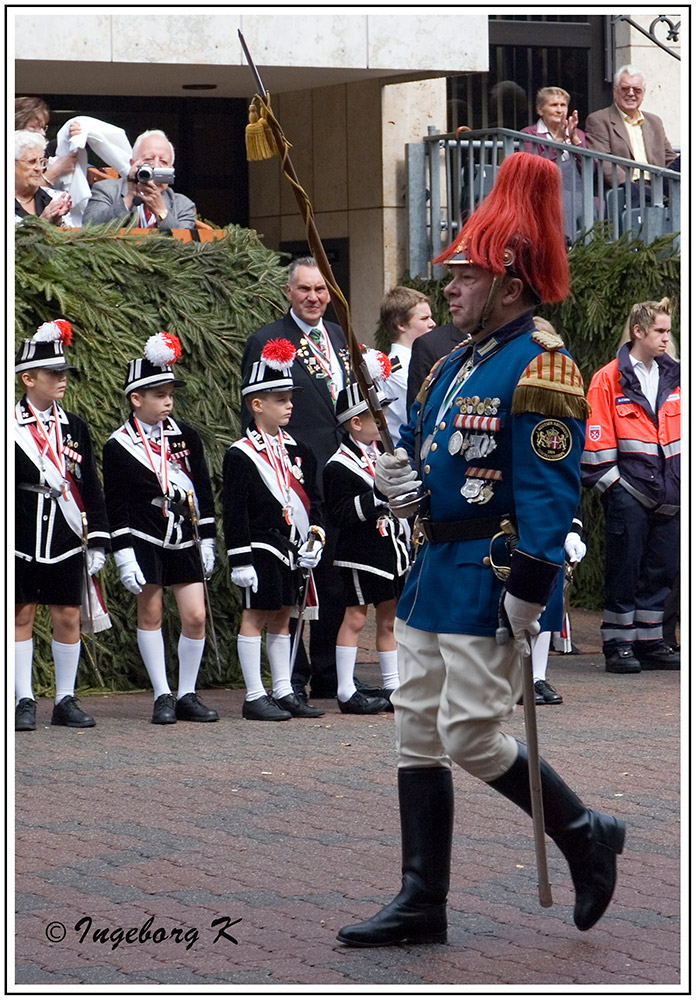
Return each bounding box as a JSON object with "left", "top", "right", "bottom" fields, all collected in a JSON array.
[{"left": 14, "top": 611, "right": 682, "bottom": 990}]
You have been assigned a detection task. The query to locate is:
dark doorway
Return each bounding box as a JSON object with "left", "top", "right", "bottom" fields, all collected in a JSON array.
[{"left": 37, "top": 93, "right": 250, "bottom": 228}]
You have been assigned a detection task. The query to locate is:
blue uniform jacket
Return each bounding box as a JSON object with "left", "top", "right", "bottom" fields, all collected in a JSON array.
[{"left": 397, "top": 312, "right": 586, "bottom": 636}]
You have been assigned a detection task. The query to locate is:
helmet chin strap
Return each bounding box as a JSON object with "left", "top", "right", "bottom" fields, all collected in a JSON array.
[{"left": 475, "top": 273, "right": 503, "bottom": 334}]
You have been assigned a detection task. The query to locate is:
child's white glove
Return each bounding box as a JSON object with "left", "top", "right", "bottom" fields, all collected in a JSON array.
[
  {"left": 114, "top": 547, "right": 146, "bottom": 594},
  {"left": 297, "top": 539, "right": 323, "bottom": 569},
  {"left": 231, "top": 565, "right": 258, "bottom": 592},
  {"left": 503, "top": 592, "right": 545, "bottom": 655},
  {"left": 200, "top": 538, "right": 215, "bottom": 576},
  {"left": 87, "top": 547, "right": 106, "bottom": 575},
  {"left": 564, "top": 531, "right": 586, "bottom": 564}
]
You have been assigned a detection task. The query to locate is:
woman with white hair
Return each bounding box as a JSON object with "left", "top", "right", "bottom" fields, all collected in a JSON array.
[{"left": 15, "top": 130, "right": 72, "bottom": 226}]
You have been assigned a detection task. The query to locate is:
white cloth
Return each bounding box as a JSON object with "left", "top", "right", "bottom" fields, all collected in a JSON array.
[
  {"left": 384, "top": 343, "right": 412, "bottom": 443},
  {"left": 54, "top": 116, "right": 133, "bottom": 227}
]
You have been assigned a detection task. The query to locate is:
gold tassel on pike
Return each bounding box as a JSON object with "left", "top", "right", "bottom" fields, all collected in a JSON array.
[{"left": 245, "top": 94, "right": 276, "bottom": 161}]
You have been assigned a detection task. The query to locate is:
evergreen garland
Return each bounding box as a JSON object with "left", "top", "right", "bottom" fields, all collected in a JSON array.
[
  {"left": 15, "top": 218, "right": 289, "bottom": 694},
  {"left": 399, "top": 226, "right": 680, "bottom": 608}
]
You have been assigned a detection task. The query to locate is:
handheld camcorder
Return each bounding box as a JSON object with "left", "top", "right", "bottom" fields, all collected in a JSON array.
[{"left": 135, "top": 165, "right": 175, "bottom": 185}]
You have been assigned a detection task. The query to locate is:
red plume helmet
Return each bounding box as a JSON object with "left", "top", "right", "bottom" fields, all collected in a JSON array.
[{"left": 434, "top": 153, "right": 569, "bottom": 304}]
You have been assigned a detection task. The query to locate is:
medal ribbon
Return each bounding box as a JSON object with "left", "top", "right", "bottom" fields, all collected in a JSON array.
[
  {"left": 305, "top": 329, "right": 337, "bottom": 400},
  {"left": 134, "top": 418, "right": 169, "bottom": 496},
  {"left": 260, "top": 430, "right": 293, "bottom": 523},
  {"left": 26, "top": 401, "right": 66, "bottom": 479},
  {"left": 350, "top": 435, "right": 377, "bottom": 478}
]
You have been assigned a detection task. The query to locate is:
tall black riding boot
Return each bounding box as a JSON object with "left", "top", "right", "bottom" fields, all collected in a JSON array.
[
  {"left": 487, "top": 742, "right": 625, "bottom": 931},
  {"left": 337, "top": 766, "right": 454, "bottom": 946}
]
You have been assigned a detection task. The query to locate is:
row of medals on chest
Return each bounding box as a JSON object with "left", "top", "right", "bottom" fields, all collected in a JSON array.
[{"left": 434, "top": 387, "right": 503, "bottom": 506}]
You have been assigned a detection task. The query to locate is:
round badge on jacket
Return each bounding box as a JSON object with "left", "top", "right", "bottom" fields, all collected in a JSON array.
[{"left": 531, "top": 419, "right": 572, "bottom": 461}]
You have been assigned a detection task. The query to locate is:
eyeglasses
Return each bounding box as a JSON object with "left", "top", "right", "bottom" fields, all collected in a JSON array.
[
  {"left": 619, "top": 86, "right": 644, "bottom": 96},
  {"left": 18, "top": 156, "right": 48, "bottom": 169}
]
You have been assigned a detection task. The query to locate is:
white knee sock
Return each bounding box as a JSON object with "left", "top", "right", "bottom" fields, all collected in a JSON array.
[
  {"left": 177, "top": 635, "right": 205, "bottom": 699},
  {"left": 15, "top": 639, "right": 34, "bottom": 703},
  {"left": 378, "top": 649, "right": 400, "bottom": 691},
  {"left": 237, "top": 634, "right": 266, "bottom": 701},
  {"left": 532, "top": 631, "right": 552, "bottom": 682},
  {"left": 52, "top": 639, "right": 81, "bottom": 703},
  {"left": 267, "top": 633, "right": 293, "bottom": 699},
  {"left": 137, "top": 628, "right": 171, "bottom": 700},
  {"left": 336, "top": 645, "right": 358, "bottom": 702}
]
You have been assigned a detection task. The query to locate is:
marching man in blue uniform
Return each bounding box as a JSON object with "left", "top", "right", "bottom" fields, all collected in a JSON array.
[{"left": 338, "top": 153, "right": 625, "bottom": 947}]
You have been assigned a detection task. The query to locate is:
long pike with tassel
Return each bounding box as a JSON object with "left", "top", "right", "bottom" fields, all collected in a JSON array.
[{"left": 239, "top": 30, "right": 394, "bottom": 456}]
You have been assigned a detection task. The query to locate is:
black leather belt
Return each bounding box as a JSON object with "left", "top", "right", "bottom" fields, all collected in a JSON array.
[
  {"left": 418, "top": 514, "right": 505, "bottom": 544},
  {"left": 151, "top": 497, "right": 190, "bottom": 518},
  {"left": 18, "top": 482, "right": 62, "bottom": 500}
]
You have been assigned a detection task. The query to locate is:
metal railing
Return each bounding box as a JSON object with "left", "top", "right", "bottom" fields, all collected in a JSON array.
[{"left": 407, "top": 128, "right": 680, "bottom": 278}]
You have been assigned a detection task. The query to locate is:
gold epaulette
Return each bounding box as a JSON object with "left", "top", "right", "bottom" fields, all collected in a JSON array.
[
  {"left": 532, "top": 328, "right": 564, "bottom": 350},
  {"left": 511, "top": 351, "right": 589, "bottom": 419}
]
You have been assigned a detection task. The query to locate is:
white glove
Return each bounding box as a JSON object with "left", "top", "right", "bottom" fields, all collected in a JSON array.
[
  {"left": 114, "top": 547, "right": 146, "bottom": 595},
  {"left": 200, "top": 538, "right": 216, "bottom": 577},
  {"left": 87, "top": 547, "right": 106, "bottom": 575},
  {"left": 564, "top": 531, "right": 586, "bottom": 564},
  {"left": 503, "top": 591, "right": 545, "bottom": 655},
  {"left": 297, "top": 538, "right": 323, "bottom": 569},
  {"left": 231, "top": 565, "right": 258, "bottom": 592},
  {"left": 375, "top": 448, "right": 421, "bottom": 500}
]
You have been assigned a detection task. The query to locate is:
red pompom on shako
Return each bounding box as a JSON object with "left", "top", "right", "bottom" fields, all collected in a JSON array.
[
  {"left": 364, "top": 348, "right": 392, "bottom": 382},
  {"left": 242, "top": 337, "right": 298, "bottom": 396},
  {"left": 434, "top": 153, "right": 569, "bottom": 304},
  {"left": 261, "top": 338, "right": 297, "bottom": 371},
  {"left": 144, "top": 331, "right": 182, "bottom": 367}
]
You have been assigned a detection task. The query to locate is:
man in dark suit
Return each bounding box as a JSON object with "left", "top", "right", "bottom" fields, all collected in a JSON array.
[
  {"left": 584, "top": 64, "right": 676, "bottom": 188},
  {"left": 406, "top": 322, "right": 466, "bottom": 413},
  {"left": 241, "top": 257, "right": 352, "bottom": 699}
]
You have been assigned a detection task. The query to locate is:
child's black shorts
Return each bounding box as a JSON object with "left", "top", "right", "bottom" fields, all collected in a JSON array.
[
  {"left": 240, "top": 548, "right": 301, "bottom": 611},
  {"left": 133, "top": 539, "right": 204, "bottom": 587},
  {"left": 339, "top": 566, "right": 405, "bottom": 608},
  {"left": 15, "top": 553, "right": 83, "bottom": 606}
]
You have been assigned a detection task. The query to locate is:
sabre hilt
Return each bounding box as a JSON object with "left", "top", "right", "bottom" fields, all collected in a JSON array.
[
  {"left": 186, "top": 490, "right": 200, "bottom": 538},
  {"left": 81, "top": 510, "right": 89, "bottom": 544}
]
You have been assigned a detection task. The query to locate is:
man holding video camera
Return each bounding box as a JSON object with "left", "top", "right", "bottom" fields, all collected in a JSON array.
[{"left": 82, "top": 129, "right": 196, "bottom": 230}]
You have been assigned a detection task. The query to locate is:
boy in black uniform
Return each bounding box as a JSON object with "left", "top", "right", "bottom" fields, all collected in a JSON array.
[
  {"left": 223, "top": 338, "right": 325, "bottom": 721},
  {"left": 15, "top": 320, "right": 111, "bottom": 731},
  {"left": 324, "top": 368, "right": 410, "bottom": 715},
  {"left": 102, "top": 332, "right": 219, "bottom": 725}
]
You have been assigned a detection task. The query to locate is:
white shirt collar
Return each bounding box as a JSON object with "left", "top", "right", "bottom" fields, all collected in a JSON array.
[{"left": 290, "top": 310, "right": 326, "bottom": 338}]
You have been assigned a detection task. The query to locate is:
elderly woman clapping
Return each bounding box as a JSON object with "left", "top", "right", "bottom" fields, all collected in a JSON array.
[
  {"left": 15, "top": 130, "right": 72, "bottom": 225},
  {"left": 521, "top": 86, "right": 586, "bottom": 161}
]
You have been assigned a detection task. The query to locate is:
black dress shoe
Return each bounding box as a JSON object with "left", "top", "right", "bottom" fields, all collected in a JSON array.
[
  {"left": 634, "top": 643, "right": 680, "bottom": 670},
  {"left": 534, "top": 679, "right": 563, "bottom": 705},
  {"left": 242, "top": 694, "right": 291, "bottom": 721},
  {"left": 382, "top": 688, "right": 396, "bottom": 713},
  {"left": 175, "top": 692, "right": 219, "bottom": 722},
  {"left": 338, "top": 690, "right": 390, "bottom": 714},
  {"left": 15, "top": 698, "right": 37, "bottom": 731},
  {"left": 51, "top": 695, "right": 95, "bottom": 728},
  {"left": 605, "top": 647, "right": 641, "bottom": 673},
  {"left": 152, "top": 693, "right": 177, "bottom": 725},
  {"left": 275, "top": 693, "right": 324, "bottom": 718}
]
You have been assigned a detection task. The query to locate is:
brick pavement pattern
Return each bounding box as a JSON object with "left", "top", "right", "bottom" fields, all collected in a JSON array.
[{"left": 14, "top": 611, "right": 681, "bottom": 988}]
